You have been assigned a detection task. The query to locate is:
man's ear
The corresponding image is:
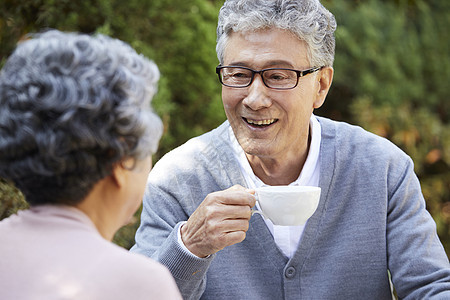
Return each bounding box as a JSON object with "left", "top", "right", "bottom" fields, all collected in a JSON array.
[{"left": 313, "top": 66, "right": 333, "bottom": 109}]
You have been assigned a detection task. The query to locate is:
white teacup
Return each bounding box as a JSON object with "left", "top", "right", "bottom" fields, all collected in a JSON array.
[{"left": 252, "top": 186, "right": 321, "bottom": 226}]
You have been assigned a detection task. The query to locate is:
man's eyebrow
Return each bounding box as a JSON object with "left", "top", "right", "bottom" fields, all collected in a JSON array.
[{"left": 226, "top": 60, "right": 296, "bottom": 69}]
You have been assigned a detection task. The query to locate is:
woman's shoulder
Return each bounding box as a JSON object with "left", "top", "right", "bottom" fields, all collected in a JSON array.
[{"left": 86, "top": 244, "right": 181, "bottom": 299}]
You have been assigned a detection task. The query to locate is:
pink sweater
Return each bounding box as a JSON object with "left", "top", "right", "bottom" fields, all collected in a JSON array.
[{"left": 0, "top": 205, "right": 181, "bottom": 300}]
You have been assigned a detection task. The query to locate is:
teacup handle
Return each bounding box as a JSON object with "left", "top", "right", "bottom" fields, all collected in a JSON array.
[{"left": 251, "top": 199, "right": 266, "bottom": 218}]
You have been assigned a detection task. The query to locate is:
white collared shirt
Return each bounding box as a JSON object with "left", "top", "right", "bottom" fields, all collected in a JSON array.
[{"left": 229, "top": 114, "right": 321, "bottom": 258}]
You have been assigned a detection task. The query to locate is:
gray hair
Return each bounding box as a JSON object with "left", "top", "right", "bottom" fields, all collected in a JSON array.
[
  {"left": 216, "top": 0, "right": 337, "bottom": 67},
  {"left": 0, "top": 30, "right": 163, "bottom": 206}
]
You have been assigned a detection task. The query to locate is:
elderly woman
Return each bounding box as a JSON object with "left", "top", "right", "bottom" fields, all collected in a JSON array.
[
  {"left": 0, "top": 30, "right": 181, "bottom": 299},
  {"left": 132, "top": 0, "right": 450, "bottom": 299}
]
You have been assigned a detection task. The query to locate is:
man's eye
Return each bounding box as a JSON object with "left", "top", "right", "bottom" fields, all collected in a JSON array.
[
  {"left": 268, "top": 73, "right": 289, "bottom": 81},
  {"left": 270, "top": 74, "right": 286, "bottom": 80},
  {"left": 232, "top": 72, "right": 250, "bottom": 78}
]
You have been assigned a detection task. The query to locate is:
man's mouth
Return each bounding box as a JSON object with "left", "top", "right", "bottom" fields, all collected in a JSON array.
[{"left": 244, "top": 117, "right": 278, "bottom": 127}]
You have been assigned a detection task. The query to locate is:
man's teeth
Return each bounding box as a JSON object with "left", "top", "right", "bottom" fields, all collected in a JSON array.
[{"left": 246, "top": 118, "right": 276, "bottom": 125}]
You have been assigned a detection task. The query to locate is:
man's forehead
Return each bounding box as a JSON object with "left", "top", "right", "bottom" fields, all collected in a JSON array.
[{"left": 224, "top": 29, "right": 310, "bottom": 67}]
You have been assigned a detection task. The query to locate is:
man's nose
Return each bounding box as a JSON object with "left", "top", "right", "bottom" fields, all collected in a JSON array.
[{"left": 242, "top": 74, "right": 272, "bottom": 110}]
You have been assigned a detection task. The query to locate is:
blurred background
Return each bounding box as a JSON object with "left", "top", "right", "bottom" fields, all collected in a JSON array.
[{"left": 0, "top": 0, "right": 449, "bottom": 256}]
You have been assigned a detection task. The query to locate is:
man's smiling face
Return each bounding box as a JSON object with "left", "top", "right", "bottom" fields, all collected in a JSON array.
[{"left": 222, "top": 28, "right": 324, "bottom": 160}]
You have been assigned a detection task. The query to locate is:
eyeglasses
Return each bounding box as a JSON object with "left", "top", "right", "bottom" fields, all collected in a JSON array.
[{"left": 216, "top": 65, "right": 323, "bottom": 90}]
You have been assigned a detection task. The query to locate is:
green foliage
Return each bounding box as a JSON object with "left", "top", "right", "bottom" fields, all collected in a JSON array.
[
  {"left": 1, "top": 0, "right": 448, "bottom": 256},
  {"left": 0, "top": 179, "right": 28, "bottom": 220},
  {"left": 135, "top": 0, "right": 225, "bottom": 156},
  {"left": 326, "top": 0, "right": 449, "bottom": 114}
]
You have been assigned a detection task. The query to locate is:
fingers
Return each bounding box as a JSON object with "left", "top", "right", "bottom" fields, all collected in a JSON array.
[
  {"left": 203, "top": 197, "right": 253, "bottom": 220},
  {"left": 180, "top": 186, "right": 256, "bottom": 258},
  {"left": 207, "top": 185, "right": 256, "bottom": 208},
  {"left": 221, "top": 218, "right": 251, "bottom": 233},
  {"left": 181, "top": 218, "right": 250, "bottom": 258}
]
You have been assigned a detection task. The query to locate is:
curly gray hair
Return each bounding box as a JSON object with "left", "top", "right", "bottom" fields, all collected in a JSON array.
[
  {"left": 216, "top": 0, "right": 337, "bottom": 67},
  {"left": 0, "top": 30, "right": 163, "bottom": 206}
]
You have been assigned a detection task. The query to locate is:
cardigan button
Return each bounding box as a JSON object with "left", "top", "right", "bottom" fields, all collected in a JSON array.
[{"left": 285, "top": 266, "right": 296, "bottom": 278}]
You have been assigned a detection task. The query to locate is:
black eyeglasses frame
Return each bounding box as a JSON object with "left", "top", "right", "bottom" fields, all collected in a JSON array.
[{"left": 215, "top": 65, "right": 324, "bottom": 90}]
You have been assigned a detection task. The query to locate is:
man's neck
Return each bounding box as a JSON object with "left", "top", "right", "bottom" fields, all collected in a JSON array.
[{"left": 246, "top": 133, "right": 311, "bottom": 186}]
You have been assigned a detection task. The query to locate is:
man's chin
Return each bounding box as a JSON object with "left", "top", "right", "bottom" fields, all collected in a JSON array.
[{"left": 241, "top": 144, "right": 275, "bottom": 159}]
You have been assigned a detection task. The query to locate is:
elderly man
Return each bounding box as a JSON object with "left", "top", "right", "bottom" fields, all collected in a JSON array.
[{"left": 132, "top": 0, "right": 450, "bottom": 299}]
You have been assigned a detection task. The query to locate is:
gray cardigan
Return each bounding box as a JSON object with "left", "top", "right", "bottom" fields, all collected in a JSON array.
[{"left": 132, "top": 117, "right": 450, "bottom": 299}]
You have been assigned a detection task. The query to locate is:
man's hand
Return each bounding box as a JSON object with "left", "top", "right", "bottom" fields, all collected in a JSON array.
[{"left": 180, "top": 185, "right": 256, "bottom": 258}]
